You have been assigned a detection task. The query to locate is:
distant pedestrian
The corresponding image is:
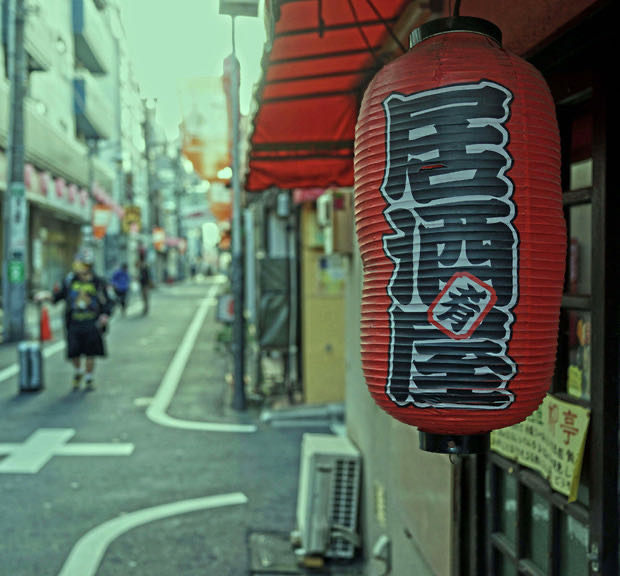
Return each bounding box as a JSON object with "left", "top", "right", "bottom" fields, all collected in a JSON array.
[
  {"left": 139, "top": 263, "right": 151, "bottom": 316},
  {"left": 50, "top": 248, "right": 112, "bottom": 391},
  {"left": 111, "top": 263, "right": 131, "bottom": 316}
]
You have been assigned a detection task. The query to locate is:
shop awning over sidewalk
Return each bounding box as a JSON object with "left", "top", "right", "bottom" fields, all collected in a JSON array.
[{"left": 245, "top": 0, "right": 429, "bottom": 192}]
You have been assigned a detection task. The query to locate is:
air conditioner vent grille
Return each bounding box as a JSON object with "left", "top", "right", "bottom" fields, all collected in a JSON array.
[
  {"left": 328, "top": 455, "right": 360, "bottom": 557},
  {"left": 296, "top": 433, "right": 361, "bottom": 559}
]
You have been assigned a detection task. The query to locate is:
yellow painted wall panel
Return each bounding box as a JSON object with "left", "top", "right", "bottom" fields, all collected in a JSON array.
[{"left": 301, "top": 205, "right": 347, "bottom": 405}]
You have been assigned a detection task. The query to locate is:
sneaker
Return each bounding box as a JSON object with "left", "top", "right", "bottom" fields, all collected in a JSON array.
[
  {"left": 85, "top": 378, "right": 95, "bottom": 392},
  {"left": 72, "top": 374, "right": 82, "bottom": 391}
]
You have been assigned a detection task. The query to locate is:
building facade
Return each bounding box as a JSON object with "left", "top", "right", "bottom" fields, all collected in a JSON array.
[{"left": 0, "top": 0, "right": 147, "bottom": 316}]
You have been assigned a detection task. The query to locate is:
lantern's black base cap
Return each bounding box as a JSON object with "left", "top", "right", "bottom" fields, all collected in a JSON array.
[{"left": 419, "top": 432, "right": 489, "bottom": 455}]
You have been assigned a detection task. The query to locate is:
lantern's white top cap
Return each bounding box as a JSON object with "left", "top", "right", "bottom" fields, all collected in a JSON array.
[{"left": 410, "top": 16, "right": 502, "bottom": 49}]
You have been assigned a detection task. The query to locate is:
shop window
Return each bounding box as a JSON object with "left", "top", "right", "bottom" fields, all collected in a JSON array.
[
  {"left": 558, "top": 309, "right": 592, "bottom": 401},
  {"left": 559, "top": 515, "right": 589, "bottom": 576},
  {"left": 494, "top": 553, "right": 518, "bottom": 576},
  {"left": 568, "top": 110, "right": 592, "bottom": 191},
  {"left": 566, "top": 204, "right": 591, "bottom": 297},
  {"left": 569, "top": 158, "right": 592, "bottom": 191},
  {"left": 525, "top": 491, "right": 550, "bottom": 572},
  {"left": 497, "top": 468, "right": 518, "bottom": 546}
]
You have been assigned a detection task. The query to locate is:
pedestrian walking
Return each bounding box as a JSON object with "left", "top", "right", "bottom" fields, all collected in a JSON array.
[
  {"left": 49, "top": 248, "right": 112, "bottom": 391},
  {"left": 110, "top": 263, "right": 131, "bottom": 316},
  {"left": 139, "top": 262, "right": 151, "bottom": 316}
]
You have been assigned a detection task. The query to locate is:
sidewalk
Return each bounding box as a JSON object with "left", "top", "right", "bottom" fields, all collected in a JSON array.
[{"left": 0, "top": 300, "right": 65, "bottom": 370}]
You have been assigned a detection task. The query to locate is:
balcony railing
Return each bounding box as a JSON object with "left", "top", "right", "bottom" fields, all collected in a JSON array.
[
  {"left": 24, "top": 2, "right": 54, "bottom": 72},
  {"left": 74, "top": 71, "right": 114, "bottom": 140},
  {"left": 72, "top": 0, "right": 113, "bottom": 74},
  {"left": 25, "top": 96, "right": 89, "bottom": 185},
  {"left": 1, "top": 0, "right": 51, "bottom": 72}
]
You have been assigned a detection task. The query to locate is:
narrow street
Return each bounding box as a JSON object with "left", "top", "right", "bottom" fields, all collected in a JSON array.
[{"left": 0, "top": 278, "right": 328, "bottom": 576}]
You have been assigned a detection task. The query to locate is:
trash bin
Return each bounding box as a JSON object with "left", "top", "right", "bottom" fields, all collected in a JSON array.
[{"left": 18, "top": 341, "right": 44, "bottom": 393}]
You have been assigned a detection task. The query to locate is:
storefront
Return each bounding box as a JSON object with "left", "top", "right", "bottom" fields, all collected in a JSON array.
[
  {"left": 28, "top": 168, "right": 93, "bottom": 293},
  {"left": 460, "top": 6, "right": 616, "bottom": 575},
  {"left": 0, "top": 155, "right": 93, "bottom": 294},
  {"left": 245, "top": 1, "right": 615, "bottom": 575}
]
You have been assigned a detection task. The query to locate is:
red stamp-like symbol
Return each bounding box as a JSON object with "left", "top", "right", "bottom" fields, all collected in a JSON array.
[{"left": 428, "top": 271, "right": 497, "bottom": 340}]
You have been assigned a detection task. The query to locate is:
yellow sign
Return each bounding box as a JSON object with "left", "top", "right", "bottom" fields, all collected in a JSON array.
[
  {"left": 567, "top": 365, "right": 583, "bottom": 398},
  {"left": 491, "top": 395, "right": 590, "bottom": 502},
  {"left": 122, "top": 205, "right": 142, "bottom": 234}
]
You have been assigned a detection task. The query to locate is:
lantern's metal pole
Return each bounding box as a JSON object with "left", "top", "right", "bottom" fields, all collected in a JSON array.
[
  {"left": 2, "top": 0, "right": 27, "bottom": 343},
  {"left": 230, "top": 16, "right": 246, "bottom": 411}
]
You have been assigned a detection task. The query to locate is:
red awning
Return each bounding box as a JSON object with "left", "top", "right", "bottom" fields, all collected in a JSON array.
[{"left": 245, "top": 0, "right": 430, "bottom": 192}]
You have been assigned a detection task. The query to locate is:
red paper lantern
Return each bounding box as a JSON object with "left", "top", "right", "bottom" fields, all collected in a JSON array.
[{"left": 354, "top": 17, "right": 566, "bottom": 453}]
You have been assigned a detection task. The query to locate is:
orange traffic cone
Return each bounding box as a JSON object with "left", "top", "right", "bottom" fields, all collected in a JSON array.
[{"left": 40, "top": 306, "right": 53, "bottom": 342}]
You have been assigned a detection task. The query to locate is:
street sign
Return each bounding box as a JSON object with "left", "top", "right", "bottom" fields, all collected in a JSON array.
[
  {"left": 92, "top": 204, "right": 112, "bottom": 239},
  {"left": 153, "top": 227, "right": 166, "bottom": 252},
  {"left": 219, "top": 0, "right": 259, "bottom": 17},
  {"left": 8, "top": 182, "right": 26, "bottom": 253},
  {"left": 7, "top": 260, "right": 24, "bottom": 283},
  {"left": 122, "top": 205, "right": 142, "bottom": 234}
]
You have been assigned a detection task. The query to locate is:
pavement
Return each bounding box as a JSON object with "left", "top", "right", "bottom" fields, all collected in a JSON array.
[{"left": 0, "top": 277, "right": 364, "bottom": 576}]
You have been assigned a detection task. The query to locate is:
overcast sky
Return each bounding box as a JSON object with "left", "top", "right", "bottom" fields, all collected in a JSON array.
[{"left": 119, "top": 0, "right": 266, "bottom": 140}]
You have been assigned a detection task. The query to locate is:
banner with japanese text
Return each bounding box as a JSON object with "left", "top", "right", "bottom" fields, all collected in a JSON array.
[{"left": 491, "top": 395, "right": 590, "bottom": 502}]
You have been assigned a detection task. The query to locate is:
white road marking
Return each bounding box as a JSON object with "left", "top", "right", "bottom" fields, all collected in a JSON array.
[
  {"left": 133, "top": 397, "right": 153, "bottom": 407},
  {"left": 146, "top": 286, "right": 257, "bottom": 434},
  {"left": 42, "top": 340, "right": 66, "bottom": 358},
  {"left": 58, "top": 493, "right": 248, "bottom": 576},
  {"left": 0, "top": 429, "right": 134, "bottom": 474},
  {"left": 0, "top": 363, "right": 19, "bottom": 383},
  {"left": 0, "top": 340, "right": 67, "bottom": 384}
]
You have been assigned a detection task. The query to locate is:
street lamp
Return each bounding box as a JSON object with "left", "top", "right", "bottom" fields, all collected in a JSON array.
[{"left": 219, "top": 0, "right": 259, "bottom": 411}]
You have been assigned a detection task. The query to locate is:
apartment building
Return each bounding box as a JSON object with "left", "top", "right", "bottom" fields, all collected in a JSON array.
[{"left": 0, "top": 0, "right": 146, "bottom": 295}]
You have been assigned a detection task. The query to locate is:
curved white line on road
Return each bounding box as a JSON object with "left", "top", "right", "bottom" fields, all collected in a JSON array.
[
  {"left": 146, "top": 286, "right": 257, "bottom": 434},
  {"left": 58, "top": 492, "right": 248, "bottom": 576}
]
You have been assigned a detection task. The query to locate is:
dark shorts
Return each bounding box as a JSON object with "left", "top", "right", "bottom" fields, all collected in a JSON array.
[
  {"left": 67, "top": 322, "right": 106, "bottom": 359},
  {"left": 114, "top": 288, "right": 128, "bottom": 306}
]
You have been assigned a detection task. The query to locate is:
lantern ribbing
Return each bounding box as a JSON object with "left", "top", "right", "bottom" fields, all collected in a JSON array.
[{"left": 354, "top": 17, "right": 566, "bottom": 452}]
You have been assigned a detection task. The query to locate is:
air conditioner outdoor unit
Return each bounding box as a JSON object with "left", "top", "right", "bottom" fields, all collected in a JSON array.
[{"left": 293, "top": 433, "right": 361, "bottom": 560}]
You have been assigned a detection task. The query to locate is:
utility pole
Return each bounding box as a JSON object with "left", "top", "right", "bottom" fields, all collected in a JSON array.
[
  {"left": 229, "top": 18, "right": 245, "bottom": 411},
  {"left": 142, "top": 100, "right": 156, "bottom": 232},
  {"left": 2, "top": 0, "right": 27, "bottom": 343},
  {"left": 174, "top": 146, "right": 185, "bottom": 281},
  {"left": 141, "top": 99, "right": 160, "bottom": 282},
  {"left": 83, "top": 139, "right": 98, "bottom": 251},
  {"left": 220, "top": 0, "right": 259, "bottom": 411}
]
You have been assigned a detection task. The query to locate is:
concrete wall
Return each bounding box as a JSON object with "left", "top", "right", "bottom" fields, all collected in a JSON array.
[{"left": 345, "top": 235, "right": 455, "bottom": 576}]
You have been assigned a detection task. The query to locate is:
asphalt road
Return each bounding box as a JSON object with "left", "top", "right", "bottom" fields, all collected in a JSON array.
[{"left": 0, "top": 278, "right": 326, "bottom": 576}]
